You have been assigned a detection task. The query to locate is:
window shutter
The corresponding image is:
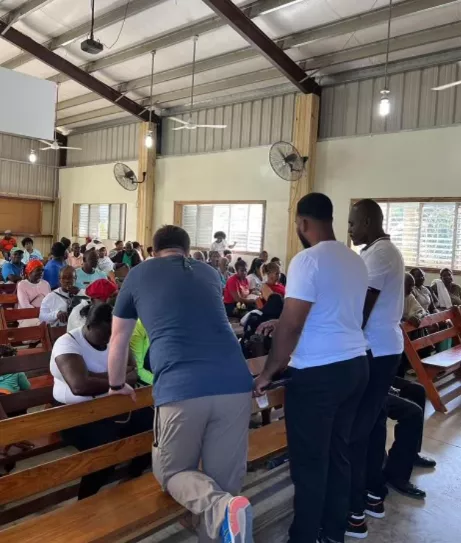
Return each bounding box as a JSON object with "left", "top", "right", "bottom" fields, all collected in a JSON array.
[
  {"left": 196, "top": 205, "right": 213, "bottom": 248},
  {"left": 229, "top": 204, "right": 251, "bottom": 250},
  {"left": 109, "top": 204, "right": 121, "bottom": 241},
  {"left": 419, "top": 203, "right": 455, "bottom": 268},
  {"left": 248, "top": 204, "right": 264, "bottom": 253},
  {"left": 99, "top": 204, "right": 109, "bottom": 240},
  {"left": 78, "top": 205, "right": 89, "bottom": 237},
  {"left": 182, "top": 205, "right": 198, "bottom": 246},
  {"left": 387, "top": 202, "right": 419, "bottom": 266}
]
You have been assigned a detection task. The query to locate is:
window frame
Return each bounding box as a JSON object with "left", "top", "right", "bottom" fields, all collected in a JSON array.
[
  {"left": 349, "top": 197, "right": 461, "bottom": 274},
  {"left": 72, "top": 203, "right": 127, "bottom": 241},
  {"left": 174, "top": 200, "right": 266, "bottom": 255}
]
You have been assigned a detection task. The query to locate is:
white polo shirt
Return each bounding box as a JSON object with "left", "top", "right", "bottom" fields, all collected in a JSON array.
[
  {"left": 287, "top": 241, "right": 368, "bottom": 369},
  {"left": 360, "top": 238, "right": 404, "bottom": 357}
]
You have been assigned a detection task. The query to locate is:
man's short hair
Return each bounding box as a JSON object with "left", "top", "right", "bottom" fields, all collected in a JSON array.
[
  {"left": 297, "top": 193, "right": 333, "bottom": 222},
  {"left": 51, "top": 242, "right": 66, "bottom": 258},
  {"left": 352, "top": 199, "right": 384, "bottom": 223},
  {"left": 153, "top": 225, "right": 190, "bottom": 253}
]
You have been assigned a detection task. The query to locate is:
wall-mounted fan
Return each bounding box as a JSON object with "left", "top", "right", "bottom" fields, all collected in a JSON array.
[
  {"left": 114, "top": 163, "right": 144, "bottom": 191},
  {"left": 269, "top": 141, "right": 307, "bottom": 182}
]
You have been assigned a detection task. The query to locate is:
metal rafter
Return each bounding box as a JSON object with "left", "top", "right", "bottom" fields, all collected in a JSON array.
[
  {"left": 47, "top": 0, "right": 302, "bottom": 85},
  {"left": 201, "top": 0, "right": 318, "bottom": 93},
  {"left": 1, "top": 0, "right": 167, "bottom": 69},
  {"left": 55, "top": 0, "right": 456, "bottom": 112},
  {"left": 0, "top": 21, "right": 159, "bottom": 123}
]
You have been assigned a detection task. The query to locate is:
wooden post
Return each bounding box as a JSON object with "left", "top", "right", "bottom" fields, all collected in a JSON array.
[
  {"left": 285, "top": 93, "right": 320, "bottom": 266},
  {"left": 136, "top": 122, "right": 156, "bottom": 248}
]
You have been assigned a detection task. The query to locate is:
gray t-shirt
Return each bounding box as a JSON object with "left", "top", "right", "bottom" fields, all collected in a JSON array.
[{"left": 114, "top": 255, "right": 253, "bottom": 406}]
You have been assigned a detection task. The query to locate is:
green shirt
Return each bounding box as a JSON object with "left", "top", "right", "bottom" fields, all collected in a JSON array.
[
  {"left": 122, "top": 252, "right": 133, "bottom": 267},
  {"left": 0, "top": 372, "right": 30, "bottom": 393},
  {"left": 130, "top": 320, "right": 153, "bottom": 385}
]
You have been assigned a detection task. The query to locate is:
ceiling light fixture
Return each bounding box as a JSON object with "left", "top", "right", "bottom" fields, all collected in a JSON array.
[
  {"left": 29, "top": 150, "right": 37, "bottom": 164},
  {"left": 260, "top": 0, "right": 304, "bottom": 16},
  {"left": 145, "top": 50, "right": 156, "bottom": 149},
  {"left": 379, "top": 0, "right": 392, "bottom": 117}
]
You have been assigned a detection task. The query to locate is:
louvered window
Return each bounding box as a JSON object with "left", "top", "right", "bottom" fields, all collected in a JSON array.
[{"left": 75, "top": 204, "right": 126, "bottom": 241}]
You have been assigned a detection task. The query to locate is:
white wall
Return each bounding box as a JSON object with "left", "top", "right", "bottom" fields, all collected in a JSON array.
[
  {"left": 59, "top": 161, "right": 138, "bottom": 246},
  {"left": 155, "top": 146, "right": 290, "bottom": 262},
  {"left": 316, "top": 125, "right": 461, "bottom": 242},
  {"left": 58, "top": 148, "right": 290, "bottom": 262},
  {"left": 316, "top": 124, "right": 461, "bottom": 281}
]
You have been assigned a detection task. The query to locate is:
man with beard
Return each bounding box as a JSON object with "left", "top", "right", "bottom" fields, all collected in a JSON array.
[
  {"left": 255, "top": 193, "right": 369, "bottom": 543},
  {"left": 346, "top": 199, "right": 404, "bottom": 538}
]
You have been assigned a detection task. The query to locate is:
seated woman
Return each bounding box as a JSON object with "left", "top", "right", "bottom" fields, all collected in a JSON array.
[
  {"left": 207, "top": 250, "right": 220, "bottom": 270},
  {"left": 50, "top": 303, "right": 152, "bottom": 500},
  {"left": 67, "top": 279, "right": 117, "bottom": 332},
  {"left": 260, "top": 262, "right": 286, "bottom": 302},
  {"left": 40, "top": 266, "right": 86, "bottom": 327},
  {"left": 431, "top": 268, "right": 461, "bottom": 308},
  {"left": 409, "top": 268, "right": 438, "bottom": 313},
  {"left": 21, "top": 237, "right": 43, "bottom": 265},
  {"left": 75, "top": 250, "right": 107, "bottom": 290},
  {"left": 403, "top": 272, "right": 428, "bottom": 328},
  {"left": 17, "top": 260, "right": 51, "bottom": 327},
  {"left": 223, "top": 259, "right": 255, "bottom": 317},
  {"left": 218, "top": 257, "right": 232, "bottom": 289},
  {"left": 67, "top": 242, "right": 84, "bottom": 269},
  {"left": 2, "top": 247, "right": 25, "bottom": 283},
  {"left": 192, "top": 251, "right": 205, "bottom": 262},
  {"left": 247, "top": 258, "right": 264, "bottom": 295},
  {"left": 270, "top": 256, "right": 287, "bottom": 286},
  {"left": 130, "top": 319, "right": 153, "bottom": 386}
]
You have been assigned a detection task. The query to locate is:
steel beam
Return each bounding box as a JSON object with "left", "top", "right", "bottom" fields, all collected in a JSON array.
[
  {"left": 48, "top": 0, "right": 303, "bottom": 85},
  {"left": 0, "top": 21, "right": 159, "bottom": 123},
  {"left": 56, "top": 0, "right": 457, "bottom": 112},
  {"left": 1, "top": 0, "right": 166, "bottom": 70},
  {"left": 200, "top": 0, "right": 317, "bottom": 93}
]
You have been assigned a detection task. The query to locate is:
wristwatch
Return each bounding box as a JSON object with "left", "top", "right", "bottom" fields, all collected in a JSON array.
[{"left": 109, "top": 384, "right": 125, "bottom": 391}]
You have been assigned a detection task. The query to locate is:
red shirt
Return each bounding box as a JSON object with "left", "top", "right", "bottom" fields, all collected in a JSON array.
[
  {"left": 223, "top": 274, "right": 250, "bottom": 304},
  {"left": 268, "top": 283, "right": 286, "bottom": 297}
]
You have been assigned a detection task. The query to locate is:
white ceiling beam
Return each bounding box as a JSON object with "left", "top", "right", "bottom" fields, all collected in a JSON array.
[
  {"left": 1, "top": 0, "right": 167, "bottom": 69},
  {"left": 1, "top": 0, "right": 53, "bottom": 31},
  {"left": 54, "top": 0, "right": 451, "bottom": 110}
]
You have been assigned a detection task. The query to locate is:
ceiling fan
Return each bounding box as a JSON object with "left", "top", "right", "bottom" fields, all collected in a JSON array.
[
  {"left": 40, "top": 85, "right": 82, "bottom": 151},
  {"left": 169, "top": 36, "right": 227, "bottom": 131}
]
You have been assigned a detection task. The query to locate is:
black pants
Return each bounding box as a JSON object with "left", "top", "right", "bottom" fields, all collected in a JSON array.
[
  {"left": 285, "top": 356, "right": 369, "bottom": 543},
  {"left": 349, "top": 352, "right": 401, "bottom": 514},
  {"left": 61, "top": 407, "right": 153, "bottom": 500},
  {"left": 367, "top": 378, "right": 426, "bottom": 497}
]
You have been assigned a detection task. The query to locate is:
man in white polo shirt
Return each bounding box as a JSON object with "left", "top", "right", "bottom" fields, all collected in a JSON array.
[
  {"left": 347, "top": 199, "right": 404, "bottom": 538},
  {"left": 255, "top": 193, "right": 369, "bottom": 543}
]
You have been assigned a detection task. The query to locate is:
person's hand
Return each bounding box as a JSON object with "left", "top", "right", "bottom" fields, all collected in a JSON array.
[
  {"left": 254, "top": 373, "right": 271, "bottom": 397},
  {"left": 408, "top": 316, "right": 421, "bottom": 328},
  {"left": 5, "top": 440, "right": 35, "bottom": 453},
  {"left": 256, "top": 319, "right": 279, "bottom": 337},
  {"left": 57, "top": 311, "right": 68, "bottom": 323},
  {"left": 109, "top": 383, "right": 136, "bottom": 402}
]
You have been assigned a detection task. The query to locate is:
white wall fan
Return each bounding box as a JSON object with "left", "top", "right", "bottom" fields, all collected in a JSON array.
[{"left": 169, "top": 36, "right": 227, "bottom": 131}]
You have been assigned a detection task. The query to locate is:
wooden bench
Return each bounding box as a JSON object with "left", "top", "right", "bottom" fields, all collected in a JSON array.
[
  {"left": 0, "top": 306, "right": 40, "bottom": 328},
  {"left": 0, "top": 293, "right": 18, "bottom": 309},
  {"left": 0, "top": 322, "right": 52, "bottom": 353},
  {"left": 401, "top": 307, "right": 461, "bottom": 412},
  {"left": 0, "top": 385, "right": 287, "bottom": 541}
]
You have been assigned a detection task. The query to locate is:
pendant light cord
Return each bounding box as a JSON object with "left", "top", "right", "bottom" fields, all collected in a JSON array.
[
  {"left": 384, "top": 0, "right": 392, "bottom": 90},
  {"left": 190, "top": 36, "right": 198, "bottom": 118},
  {"left": 148, "top": 51, "right": 156, "bottom": 128}
]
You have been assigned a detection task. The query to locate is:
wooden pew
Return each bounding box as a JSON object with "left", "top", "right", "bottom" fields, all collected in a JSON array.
[
  {"left": 0, "top": 307, "right": 40, "bottom": 328},
  {"left": 0, "top": 385, "right": 287, "bottom": 541},
  {"left": 0, "top": 322, "right": 52, "bottom": 354},
  {"left": 401, "top": 307, "right": 461, "bottom": 412},
  {"left": 0, "top": 293, "right": 18, "bottom": 309},
  {"left": 47, "top": 325, "right": 67, "bottom": 345}
]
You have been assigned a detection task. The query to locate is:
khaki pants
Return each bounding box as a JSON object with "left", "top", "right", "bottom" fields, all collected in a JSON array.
[{"left": 152, "top": 392, "right": 252, "bottom": 542}]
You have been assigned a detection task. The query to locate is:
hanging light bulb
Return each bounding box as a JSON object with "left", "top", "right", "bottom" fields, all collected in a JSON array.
[
  {"left": 29, "top": 150, "right": 37, "bottom": 164},
  {"left": 379, "top": 90, "right": 390, "bottom": 117},
  {"left": 145, "top": 130, "right": 154, "bottom": 148}
]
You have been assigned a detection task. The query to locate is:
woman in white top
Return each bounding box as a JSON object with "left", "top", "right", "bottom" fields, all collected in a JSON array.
[
  {"left": 97, "top": 246, "right": 115, "bottom": 274},
  {"left": 40, "top": 266, "right": 86, "bottom": 327},
  {"left": 210, "top": 231, "right": 236, "bottom": 255},
  {"left": 247, "top": 257, "right": 264, "bottom": 295},
  {"left": 50, "top": 303, "right": 152, "bottom": 500}
]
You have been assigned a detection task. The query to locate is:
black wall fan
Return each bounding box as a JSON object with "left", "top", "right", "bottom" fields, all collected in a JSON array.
[
  {"left": 113, "top": 163, "right": 144, "bottom": 191},
  {"left": 269, "top": 141, "right": 308, "bottom": 182}
]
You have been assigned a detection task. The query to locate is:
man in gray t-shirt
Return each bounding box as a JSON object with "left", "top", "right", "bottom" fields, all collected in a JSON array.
[{"left": 108, "top": 225, "right": 253, "bottom": 543}]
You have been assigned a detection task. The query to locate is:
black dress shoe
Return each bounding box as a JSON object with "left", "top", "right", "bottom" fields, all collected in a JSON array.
[
  {"left": 414, "top": 454, "right": 437, "bottom": 468},
  {"left": 388, "top": 479, "right": 426, "bottom": 499}
]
